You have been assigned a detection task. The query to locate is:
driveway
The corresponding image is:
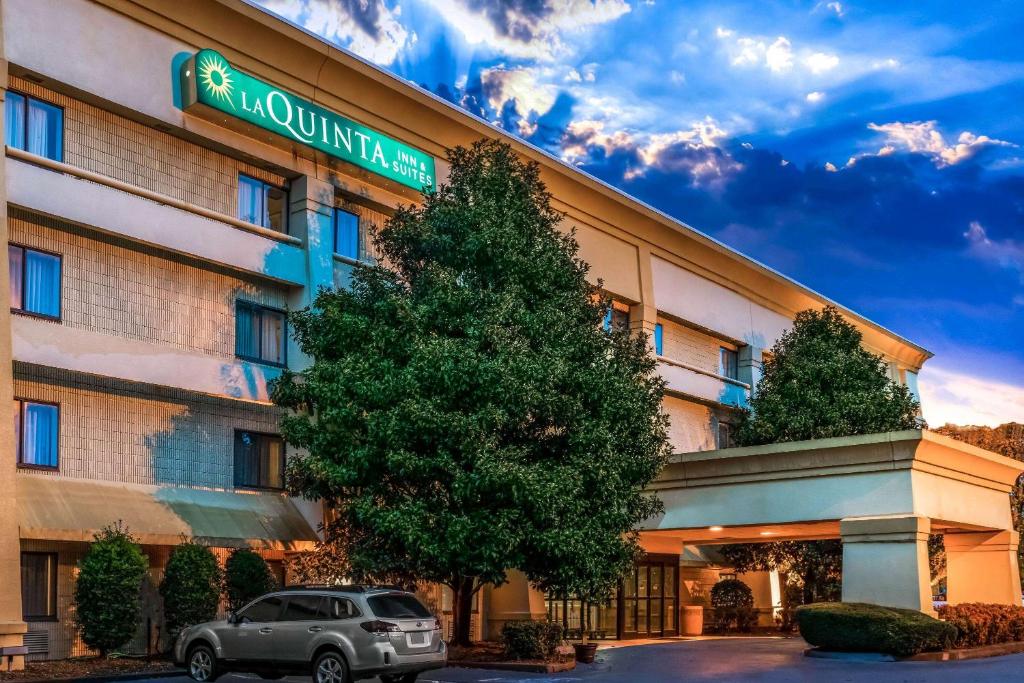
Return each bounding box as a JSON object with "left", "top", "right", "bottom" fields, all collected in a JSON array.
[{"left": 148, "top": 637, "right": 1024, "bottom": 683}]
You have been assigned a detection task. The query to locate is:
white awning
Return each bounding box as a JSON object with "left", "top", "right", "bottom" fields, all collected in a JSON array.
[{"left": 18, "top": 474, "right": 318, "bottom": 550}]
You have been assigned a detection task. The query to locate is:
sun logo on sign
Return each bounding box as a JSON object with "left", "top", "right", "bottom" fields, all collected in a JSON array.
[{"left": 198, "top": 53, "right": 235, "bottom": 109}]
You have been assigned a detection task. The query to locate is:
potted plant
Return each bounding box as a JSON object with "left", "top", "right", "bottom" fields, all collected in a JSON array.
[{"left": 572, "top": 599, "right": 598, "bottom": 663}]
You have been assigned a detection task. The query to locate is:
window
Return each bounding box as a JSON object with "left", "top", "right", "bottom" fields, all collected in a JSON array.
[
  {"left": 325, "top": 597, "right": 359, "bottom": 619},
  {"left": 282, "top": 595, "right": 323, "bottom": 621},
  {"left": 237, "top": 174, "right": 288, "bottom": 233},
  {"left": 5, "top": 92, "right": 63, "bottom": 161},
  {"left": 14, "top": 400, "right": 59, "bottom": 469},
  {"left": 235, "top": 302, "right": 286, "bottom": 366},
  {"left": 717, "top": 420, "right": 734, "bottom": 449},
  {"left": 367, "top": 594, "right": 432, "bottom": 619},
  {"left": 654, "top": 323, "right": 664, "bottom": 356},
  {"left": 719, "top": 347, "right": 738, "bottom": 380},
  {"left": 234, "top": 430, "right": 285, "bottom": 490},
  {"left": 603, "top": 307, "right": 630, "bottom": 333},
  {"left": 9, "top": 245, "right": 61, "bottom": 319},
  {"left": 238, "top": 595, "right": 283, "bottom": 623},
  {"left": 21, "top": 552, "right": 57, "bottom": 621},
  {"left": 333, "top": 208, "right": 361, "bottom": 260}
]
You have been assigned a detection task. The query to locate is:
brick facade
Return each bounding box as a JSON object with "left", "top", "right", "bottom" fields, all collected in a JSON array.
[{"left": 14, "top": 364, "right": 284, "bottom": 489}]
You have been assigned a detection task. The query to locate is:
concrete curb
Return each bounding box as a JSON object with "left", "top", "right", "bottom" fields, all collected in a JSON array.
[
  {"left": 448, "top": 659, "right": 577, "bottom": 673},
  {"left": 16, "top": 668, "right": 185, "bottom": 683},
  {"left": 805, "top": 641, "right": 1024, "bottom": 663}
]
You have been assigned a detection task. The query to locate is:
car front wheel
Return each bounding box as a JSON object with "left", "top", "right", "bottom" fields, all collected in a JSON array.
[
  {"left": 313, "top": 651, "right": 349, "bottom": 683},
  {"left": 187, "top": 644, "right": 220, "bottom": 682}
]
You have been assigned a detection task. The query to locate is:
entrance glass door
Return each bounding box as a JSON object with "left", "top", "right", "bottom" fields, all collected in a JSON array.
[{"left": 621, "top": 557, "right": 679, "bottom": 638}]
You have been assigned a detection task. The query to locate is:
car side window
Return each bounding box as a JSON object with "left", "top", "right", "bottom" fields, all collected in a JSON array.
[
  {"left": 238, "top": 596, "right": 283, "bottom": 623},
  {"left": 322, "top": 597, "right": 359, "bottom": 620},
  {"left": 281, "top": 595, "right": 323, "bottom": 621}
]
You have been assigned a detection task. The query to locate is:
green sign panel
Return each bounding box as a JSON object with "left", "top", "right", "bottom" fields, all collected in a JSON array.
[{"left": 180, "top": 49, "right": 435, "bottom": 191}]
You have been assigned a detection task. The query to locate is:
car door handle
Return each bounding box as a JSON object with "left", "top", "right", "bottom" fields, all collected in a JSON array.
[
  {"left": 308, "top": 626, "right": 323, "bottom": 633},
  {"left": 259, "top": 628, "right": 273, "bottom": 634}
]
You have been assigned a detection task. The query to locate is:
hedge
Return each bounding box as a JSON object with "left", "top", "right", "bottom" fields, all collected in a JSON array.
[
  {"left": 796, "top": 602, "right": 956, "bottom": 657},
  {"left": 500, "top": 621, "right": 564, "bottom": 660},
  {"left": 938, "top": 603, "right": 1024, "bottom": 648},
  {"left": 224, "top": 548, "right": 277, "bottom": 612},
  {"left": 160, "top": 542, "right": 223, "bottom": 638}
]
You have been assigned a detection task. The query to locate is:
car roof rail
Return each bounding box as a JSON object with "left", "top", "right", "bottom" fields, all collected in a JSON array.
[{"left": 281, "top": 584, "right": 368, "bottom": 593}]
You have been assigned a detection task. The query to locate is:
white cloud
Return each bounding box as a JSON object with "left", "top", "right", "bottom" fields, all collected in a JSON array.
[
  {"left": 964, "top": 221, "right": 1024, "bottom": 282},
  {"left": 259, "top": 0, "right": 410, "bottom": 65},
  {"left": 720, "top": 31, "right": 840, "bottom": 75},
  {"left": 765, "top": 37, "right": 795, "bottom": 72},
  {"left": 562, "top": 117, "right": 741, "bottom": 187},
  {"left": 920, "top": 365, "right": 1024, "bottom": 428},
  {"left": 862, "top": 121, "right": 1015, "bottom": 167},
  {"left": 826, "top": 1, "right": 844, "bottom": 16},
  {"left": 806, "top": 91, "right": 825, "bottom": 103},
  {"left": 824, "top": 161, "right": 838, "bottom": 171},
  {"left": 481, "top": 65, "right": 557, "bottom": 134},
  {"left": 804, "top": 52, "right": 840, "bottom": 74},
  {"left": 428, "top": 0, "right": 630, "bottom": 60}
]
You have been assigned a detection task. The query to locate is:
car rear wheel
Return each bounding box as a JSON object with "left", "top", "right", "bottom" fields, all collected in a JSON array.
[
  {"left": 187, "top": 644, "right": 220, "bottom": 682},
  {"left": 313, "top": 651, "right": 349, "bottom": 683}
]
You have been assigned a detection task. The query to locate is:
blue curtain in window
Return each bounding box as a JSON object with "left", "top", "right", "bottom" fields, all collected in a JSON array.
[
  {"left": 8, "top": 246, "right": 23, "bottom": 309},
  {"left": 5, "top": 92, "right": 25, "bottom": 150},
  {"left": 654, "top": 323, "right": 664, "bottom": 356},
  {"left": 26, "top": 99, "right": 61, "bottom": 161},
  {"left": 260, "top": 311, "right": 284, "bottom": 364},
  {"left": 238, "top": 176, "right": 262, "bottom": 225},
  {"left": 23, "top": 250, "right": 60, "bottom": 317},
  {"left": 236, "top": 305, "right": 259, "bottom": 359},
  {"left": 334, "top": 209, "right": 360, "bottom": 259},
  {"left": 22, "top": 403, "right": 58, "bottom": 467}
]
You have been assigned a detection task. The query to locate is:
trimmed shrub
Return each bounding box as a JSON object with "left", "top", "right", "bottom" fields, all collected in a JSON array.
[
  {"left": 74, "top": 523, "right": 149, "bottom": 656},
  {"left": 159, "top": 542, "right": 223, "bottom": 638},
  {"left": 223, "top": 548, "right": 277, "bottom": 612},
  {"left": 796, "top": 602, "right": 956, "bottom": 656},
  {"left": 710, "top": 579, "right": 756, "bottom": 632},
  {"left": 500, "top": 620, "right": 564, "bottom": 660},
  {"left": 938, "top": 603, "right": 1024, "bottom": 648}
]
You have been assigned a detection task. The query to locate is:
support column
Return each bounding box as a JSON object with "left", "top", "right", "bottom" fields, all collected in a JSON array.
[
  {"left": 0, "top": 13, "right": 28, "bottom": 668},
  {"left": 840, "top": 515, "right": 934, "bottom": 614},
  {"left": 483, "top": 570, "right": 547, "bottom": 640},
  {"left": 286, "top": 175, "right": 335, "bottom": 372},
  {"left": 945, "top": 530, "right": 1021, "bottom": 605},
  {"left": 737, "top": 346, "right": 763, "bottom": 393}
]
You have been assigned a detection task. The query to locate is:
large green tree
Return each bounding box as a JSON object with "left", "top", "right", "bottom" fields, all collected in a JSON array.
[
  {"left": 933, "top": 422, "right": 1024, "bottom": 590},
  {"left": 724, "top": 305, "right": 922, "bottom": 604},
  {"left": 736, "top": 305, "right": 921, "bottom": 446},
  {"left": 272, "top": 139, "right": 670, "bottom": 645}
]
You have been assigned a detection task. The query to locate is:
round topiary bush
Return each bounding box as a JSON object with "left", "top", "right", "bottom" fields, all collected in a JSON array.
[
  {"left": 73, "top": 523, "right": 149, "bottom": 656},
  {"left": 159, "top": 542, "right": 223, "bottom": 638},
  {"left": 223, "top": 548, "right": 277, "bottom": 612},
  {"left": 796, "top": 602, "right": 957, "bottom": 657},
  {"left": 710, "top": 578, "right": 755, "bottom": 632}
]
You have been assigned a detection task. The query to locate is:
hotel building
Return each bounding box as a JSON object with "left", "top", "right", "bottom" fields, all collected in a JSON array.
[{"left": 6, "top": 0, "right": 1017, "bottom": 668}]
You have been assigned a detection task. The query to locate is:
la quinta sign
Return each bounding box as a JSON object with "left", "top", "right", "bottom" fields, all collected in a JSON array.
[{"left": 180, "top": 49, "right": 435, "bottom": 191}]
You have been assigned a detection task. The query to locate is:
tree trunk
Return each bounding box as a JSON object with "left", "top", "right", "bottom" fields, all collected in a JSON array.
[
  {"left": 802, "top": 568, "right": 816, "bottom": 604},
  {"left": 450, "top": 576, "right": 475, "bottom": 647}
]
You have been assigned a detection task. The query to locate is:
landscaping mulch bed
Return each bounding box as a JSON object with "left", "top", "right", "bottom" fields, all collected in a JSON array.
[
  {"left": 0, "top": 656, "right": 180, "bottom": 682},
  {"left": 447, "top": 642, "right": 576, "bottom": 673}
]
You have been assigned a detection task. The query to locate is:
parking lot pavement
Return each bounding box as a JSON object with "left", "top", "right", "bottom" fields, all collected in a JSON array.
[{"left": 144, "top": 637, "right": 1024, "bottom": 683}]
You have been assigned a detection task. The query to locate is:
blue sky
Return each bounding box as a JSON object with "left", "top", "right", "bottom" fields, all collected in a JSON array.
[{"left": 255, "top": 0, "right": 1024, "bottom": 427}]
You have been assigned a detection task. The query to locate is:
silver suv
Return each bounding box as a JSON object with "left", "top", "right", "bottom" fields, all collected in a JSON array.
[{"left": 174, "top": 585, "right": 447, "bottom": 683}]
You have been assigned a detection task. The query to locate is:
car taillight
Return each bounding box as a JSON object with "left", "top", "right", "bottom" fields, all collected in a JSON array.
[
  {"left": 432, "top": 619, "right": 442, "bottom": 631},
  {"left": 360, "top": 620, "right": 401, "bottom": 635}
]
